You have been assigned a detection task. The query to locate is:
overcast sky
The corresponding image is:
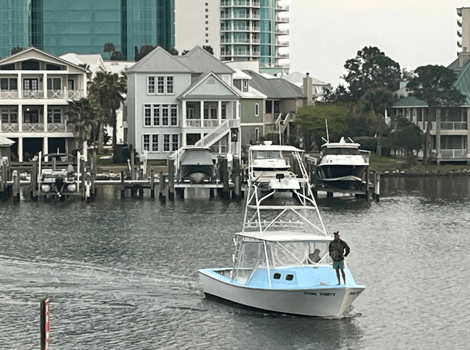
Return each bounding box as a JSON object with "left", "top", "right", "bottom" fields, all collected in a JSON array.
[{"left": 288, "top": 0, "right": 467, "bottom": 87}]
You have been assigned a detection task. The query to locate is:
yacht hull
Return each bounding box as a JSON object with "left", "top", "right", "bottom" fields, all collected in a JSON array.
[{"left": 199, "top": 268, "right": 365, "bottom": 318}]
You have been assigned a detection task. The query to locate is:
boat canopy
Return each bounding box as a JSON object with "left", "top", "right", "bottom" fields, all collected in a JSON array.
[
  {"left": 237, "top": 231, "right": 332, "bottom": 242},
  {"left": 180, "top": 149, "right": 213, "bottom": 179}
]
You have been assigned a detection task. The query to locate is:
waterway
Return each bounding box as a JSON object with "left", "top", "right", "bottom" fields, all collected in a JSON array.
[{"left": 1, "top": 176, "right": 470, "bottom": 349}]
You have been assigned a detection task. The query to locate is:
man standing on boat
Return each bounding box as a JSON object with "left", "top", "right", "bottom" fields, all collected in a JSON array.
[{"left": 329, "top": 231, "right": 350, "bottom": 285}]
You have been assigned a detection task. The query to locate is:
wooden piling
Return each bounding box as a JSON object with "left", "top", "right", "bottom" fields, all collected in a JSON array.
[
  {"left": 232, "top": 157, "right": 241, "bottom": 199},
  {"left": 120, "top": 170, "right": 125, "bottom": 199},
  {"left": 31, "top": 158, "right": 38, "bottom": 200},
  {"left": 221, "top": 157, "right": 230, "bottom": 199},
  {"left": 12, "top": 170, "right": 20, "bottom": 204},
  {"left": 168, "top": 159, "right": 175, "bottom": 201},
  {"left": 150, "top": 170, "right": 155, "bottom": 199},
  {"left": 365, "top": 169, "right": 370, "bottom": 202},
  {"left": 159, "top": 172, "right": 166, "bottom": 202},
  {"left": 0, "top": 164, "right": 5, "bottom": 202}
]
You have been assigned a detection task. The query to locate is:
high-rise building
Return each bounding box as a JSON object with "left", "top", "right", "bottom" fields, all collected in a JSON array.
[
  {"left": 175, "top": 0, "right": 289, "bottom": 75},
  {"left": 0, "top": 0, "right": 175, "bottom": 60}
]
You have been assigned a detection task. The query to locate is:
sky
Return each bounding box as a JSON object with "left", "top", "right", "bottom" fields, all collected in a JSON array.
[{"left": 288, "top": 0, "right": 467, "bottom": 88}]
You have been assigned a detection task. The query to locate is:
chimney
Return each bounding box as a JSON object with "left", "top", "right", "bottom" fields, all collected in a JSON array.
[{"left": 303, "top": 72, "right": 313, "bottom": 106}]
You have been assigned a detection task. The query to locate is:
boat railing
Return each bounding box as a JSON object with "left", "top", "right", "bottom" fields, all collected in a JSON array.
[{"left": 244, "top": 220, "right": 305, "bottom": 230}]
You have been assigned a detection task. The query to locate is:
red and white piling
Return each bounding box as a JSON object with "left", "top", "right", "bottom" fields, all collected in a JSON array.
[{"left": 41, "top": 298, "right": 50, "bottom": 350}]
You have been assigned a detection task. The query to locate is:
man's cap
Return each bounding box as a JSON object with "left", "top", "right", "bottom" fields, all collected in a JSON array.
[{"left": 334, "top": 231, "right": 340, "bottom": 236}]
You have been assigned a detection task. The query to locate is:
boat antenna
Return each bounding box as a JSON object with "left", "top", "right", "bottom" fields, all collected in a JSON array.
[
  {"left": 348, "top": 137, "right": 354, "bottom": 143},
  {"left": 325, "top": 119, "right": 329, "bottom": 143}
]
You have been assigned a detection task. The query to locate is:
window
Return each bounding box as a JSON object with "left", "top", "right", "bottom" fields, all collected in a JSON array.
[
  {"left": 144, "top": 105, "right": 151, "bottom": 126},
  {"left": 153, "top": 105, "right": 160, "bottom": 126},
  {"left": 163, "top": 134, "right": 170, "bottom": 152},
  {"left": 148, "top": 76, "right": 155, "bottom": 94},
  {"left": 47, "top": 108, "right": 61, "bottom": 123},
  {"left": 145, "top": 104, "right": 177, "bottom": 127},
  {"left": 166, "top": 77, "right": 173, "bottom": 94},
  {"left": 47, "top": 78, "right": 61, "bottom": 90},
  {"left": 255, "top": 127, "right": 259, "bottom": 141},
  {"left": 255, "top": 103, "right": 259, "bottom": 116},
  {"left": 1, "top": 109, "right": 18, "bottom": 123},
  {"left": 266, "top": 100, "right": 272, "bottom": 113},
  {"left": 162, "top": 105, "right": 169, "bottom": 125},
  {"left": 152, "top": 135, "right": 159, "bottom": 152},
  {"left": 143, "top": 134, "right": 159, "bottom": 152},
  {"left": 1, "top": 78, "right": 17, "bottom": 90},
  {"left": 157, "top": 77, "right": 164, "bottom": 94},
  {"left": 171, "top": 105, "right": 178, "bottom": 126},
  {"left": 243, "top": 80, "right": 248, "bottom": 89},
  {"left": 148, "top": 76, "right": 174, "bottom": 95},
  {"left": 172, "top": 134, "right": 179, "bottom": 151},
  {"left": 143, "top": 135, "right": 150, "bottom": 151}
]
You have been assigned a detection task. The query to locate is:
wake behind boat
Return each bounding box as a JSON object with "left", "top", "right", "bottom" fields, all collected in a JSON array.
[{"left": 198, "top": 142, "right": 365, "bottom": 318}]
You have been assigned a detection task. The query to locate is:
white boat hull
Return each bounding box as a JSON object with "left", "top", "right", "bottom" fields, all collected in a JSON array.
[{"left": 199, "top": 268, "right": 365, "bottom": 318}]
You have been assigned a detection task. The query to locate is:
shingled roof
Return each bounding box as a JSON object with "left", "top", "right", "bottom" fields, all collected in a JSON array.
[{"left": 243, "top": 70, "right": 305, "bottom": 99}]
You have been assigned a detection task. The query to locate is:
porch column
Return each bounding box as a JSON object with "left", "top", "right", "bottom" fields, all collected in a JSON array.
[
  {"left": 18, "top": 137, "right": 23, "bottom": 163},
  {"left": 18, "top": 73, "right": 22, "bottom": 98},
  {"left": 182, "top": 131, "right": 187, "bottom": 147},
  {"left": 235, "top": 101, "right": 240, "bottom": 120},
  {"left": 43, "top": 136, "right": 48, "bottom": 162},
  {"left": 218, "top": 100, "right": 222, "bottom": 124},
  {"left": 436, "top": 109, "right": 441, "bottom": 165},
  {"left": 200, "top": 101, "right": 204, "bottom": 126},
  {"left": 43, "top": 73, "right": 48, "bottom": 99},
  {"left": 182, "top": 100, "right": 187, "bottom": 127},
  {"left": 18, "top": 104, "right": 23, "bottom": 132},
  {"left": 44, "top": 103, "right": 48, "bottom": 132}
]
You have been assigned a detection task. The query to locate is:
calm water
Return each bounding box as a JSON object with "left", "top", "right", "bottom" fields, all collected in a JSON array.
[{"left": 1, "top": 177, "right": 470, "bottom": 349}]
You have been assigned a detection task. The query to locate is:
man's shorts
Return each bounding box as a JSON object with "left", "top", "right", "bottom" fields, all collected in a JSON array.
[{"left": 333, "top": 260, "right": 344, "bottom": 271}]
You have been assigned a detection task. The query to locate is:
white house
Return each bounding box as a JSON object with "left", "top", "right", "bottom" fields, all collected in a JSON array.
[
  {"left": 126, "top": 46, "right": 243, "bottom": 160},
  {"left": 0, "top": 47, "right": 89, "bottom": 162}
]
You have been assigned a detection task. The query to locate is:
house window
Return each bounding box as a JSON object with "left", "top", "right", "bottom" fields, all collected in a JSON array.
[
  {"left": 144, "top": 105, "right": 151, "bottom": 126},
  {"left": 171, "top": 105, "right": 178, "bottom": 126},
  {"left": 1, "top": 108, "right": 18, "bottom": 123},
  {"left": 47, "top": 108, "right": 61, "bottom": 123},
  {"left": 243, "top": 80, "right": 248, "bottom": 89},
  {"left": 47, "top": 77, "right": 61, "bottom": 90},
  {"left": 157, "top": 77, "right": 165, "bottom": 94},
  {"left": 266, "top": 100, "right": 272, "bottom": 113},
  {"left": 1, "top": 78, "right": 17, "bottom": 90},
  {"left": 172, "top": 134, "right": 179, "bottom": 151},
  {"left": 152, "top": 135, "right": 159, "bottom": 152},
  {"left": 166, "top": 76, "right": 173, "bottom": 94},
  {"left": 255, "top": 103, "right": 259, "bottom": 117},
  {"left": 255, "top": 127, "right": 259, "bottom": 141},
  {"left": 153, "top": 105, "right": 160, "bottom": 126},
  {"left": 162, "top": 105, "right": 169, "bottom": 125},
  {"left": 148, "top": 76, "right": 155, "bottom": 94},
  {"left": 143, "top": 135, "right": 150, "bottom": 151},
  {"left": 163, "top": 134, "right": 170, "bottom": 152},
  {"left": 274, "top": 100, "right": 280, "bottom": 114}
]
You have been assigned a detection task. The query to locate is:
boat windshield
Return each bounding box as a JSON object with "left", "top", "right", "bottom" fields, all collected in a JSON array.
[
  {"left": 323, "top": 147, "right": 361, "bottom": 156},
  {"left": 234, "top": 240, "right": 332, "bottom": 281},
  {"left": 252, "top": 150, "right": 283, "bottom": 160}
]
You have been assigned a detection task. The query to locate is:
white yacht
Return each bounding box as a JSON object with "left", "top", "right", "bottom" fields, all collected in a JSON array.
[
  {"left": 316, "top": 137, "right": 369, "bottom": 190},
  {"left": 198, "top": 143, "right": 365, "bottom": 317}
]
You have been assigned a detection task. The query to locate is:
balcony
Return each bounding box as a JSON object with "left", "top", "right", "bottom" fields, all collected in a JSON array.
[
  {"left": 276, "top": 17, "right": 289, "bottom": 23},
  {"left": 276, "top": 5, "right": 289, "bottom": 11},
  {"left": 23, "top": 123, "right": 45, "bottom": 132},
  {"left": 440, "top": 149, "right": 467, "bottom": 159},
  {"left": 0, "top": 123, "right": 18, "bottom": 132},
  {"left": 276, "top": 29, "right": 289, "bottom": 35},
  {"left": 0, "top": 89, "right": 84, "bottom": 100},
  {"left": 185, "top": 119, "right": 220, "bottom": 128},
  {"left": 441, "top": 121, "right": 467, "bottom": 130}
]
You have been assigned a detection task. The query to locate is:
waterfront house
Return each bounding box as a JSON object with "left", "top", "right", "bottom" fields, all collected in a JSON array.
[
  {"left": 0, "top": 47, "right": 89, "bottom": 162},
  {"left": 126, "top": 46, "right": 243, "bottom": 161},
  {"left": 388, "top": 53, "right": 470, "bottom": 164}
]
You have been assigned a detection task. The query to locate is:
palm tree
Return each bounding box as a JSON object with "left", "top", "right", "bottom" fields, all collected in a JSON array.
[
  {"left": 88, "top": 71, "right": 127, "bottom": 161},
  {"left": 67, "top": 98, "right": 98, "bottom": 148}
]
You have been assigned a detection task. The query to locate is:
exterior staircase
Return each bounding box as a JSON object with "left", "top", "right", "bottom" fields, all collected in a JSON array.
[{"left": 195, "top": 119, "right": 240, "bottom": 148}]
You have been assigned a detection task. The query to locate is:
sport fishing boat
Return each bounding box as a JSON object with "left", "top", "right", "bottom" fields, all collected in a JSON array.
[
  {"left": 316, "top": 137, "right": 369, "bottom": 190},
  {"left": 198, "top": 142, "right": 365, "bottom": 318}
]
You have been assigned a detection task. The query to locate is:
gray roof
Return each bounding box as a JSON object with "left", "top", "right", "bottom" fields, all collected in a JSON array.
[
  {"left": 127, "top": 46, "right": 192, "bottom": 74},
  {"left": 244, "top": 70, "right": 305, "bottom": 99},
  {"left": 127, "top": 46, "right": 234, "bottom": 75},
  {"left": 177, "top": 46, "right": 234, "bottom": 74}
]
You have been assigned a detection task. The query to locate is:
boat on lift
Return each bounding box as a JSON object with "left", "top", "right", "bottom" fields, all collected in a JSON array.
[
  {"left": 198, "top": 142, "right": 365, "bottom": 317},
  {"left": 316, "top": 137, "right": 370, "bottom": 190}
]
